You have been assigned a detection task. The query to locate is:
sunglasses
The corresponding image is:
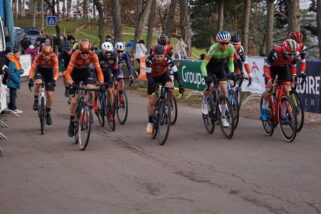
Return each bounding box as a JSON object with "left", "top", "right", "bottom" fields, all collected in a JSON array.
[
  {"left": 219, "top": 42, "right": 230, "bottom": 46},
  {"left": 286, "top": 52, "right": 296, "bottom": 56},
  {"left": 104, "top": 51, "right": 112, "bottom": 54},
  {"left": 81, "top": 51, "right": 90, "bottom": 55},
  {"left": 117, "top": 50, "right": 123, "bottom": 53}
]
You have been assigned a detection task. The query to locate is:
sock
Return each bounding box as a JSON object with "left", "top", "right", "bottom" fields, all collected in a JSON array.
[
  {"left": 202, "top": 96, "right": 207, "bottom": 105},
  {"left": 148, "top": 116, "right": 153, "bottom": 123},
  {"left": 220, "top": 104, "right": 227, "bottom": 116},
  {"left": 70, "top": 115, "right": 74, "bottom": 122},
  {"left": 46, "top": 107, "right": 51, "bottom": 113},
  {"left": 262, "top": 99, "right": 268, "bottom": 110}
]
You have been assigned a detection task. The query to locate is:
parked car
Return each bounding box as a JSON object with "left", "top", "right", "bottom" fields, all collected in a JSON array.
[
  {"left": 14, "top": 27, "right": 25, "bottom": 47},
  {"left": 24, "top": 27, "right": 40, "bottom": 45}
]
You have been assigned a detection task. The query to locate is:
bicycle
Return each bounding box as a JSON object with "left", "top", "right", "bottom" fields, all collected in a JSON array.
[
  {"left": 151, "top": 83, "right": 172, "bottom": 145},
  {"left": 160, "top": 85, "right": 183, "bottom": 125},
  {"left": 72, "top": 82, "right": 101, "bottom": 150},
  {"left": 290, "top": 76, "right": 306, "bottom": 132},
  {"left": 95, "top": 83, "right": 115, "bottom": 131},
  {"left": 227, "top": 76, "right": 239, "bottom": 129},
  {"left": 112, "top": 77, "right": 132, "bottom": 125},
  {"left": 260, "top": 76, "right": 297, "bottom": 142},
  {"left": 202, "top": 75, "right": 235, "bottom": 139}
]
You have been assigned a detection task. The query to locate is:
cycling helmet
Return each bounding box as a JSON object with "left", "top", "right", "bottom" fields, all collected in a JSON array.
[
  {"left": 157, "top": 34, "right": 168, "bottom": 45},
  {"left": 282, "top": 39, "right": 298, "bottom": 54},
  {"left": 231, "top": 34, "right": 241, "bottom": 43},
  {"left": 101, "top": 42, "right": 114, "bottom": 52},
  {"left": 153, "top": 45, "right": 165, "bottom": 55},
  {"left": 42, "top": 45, "right": 53, "bottom": 55},
  {"left": 288, "top": 31, "right": 303, "bottom": 43},
  {"left": 78, "top": 40, "right": 91, "bottom": 51},
  {"left": 216, "top": 31, "right": 231, "bottom": 42},
  {"left": 115, "top": 42, "right": 125, "bottom": 51}
]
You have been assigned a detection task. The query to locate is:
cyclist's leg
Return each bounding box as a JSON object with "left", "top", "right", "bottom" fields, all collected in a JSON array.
[
  {"left": 261, "top": 67, "right": 278, "bottom": 120},
  {"left": 116, "top": 69, "right": 124, "bottom": 90},
  {"left": 33, "top": 67, "right": 43, "bottom": 110},
  {"left": 43, "top": 68, "right": 54, "bottom": 109},
  {"left": 162, "top": 72, "right": 174, "bottom": 101},
  {"left": 280, "top": 66, "right": 292, "bottom": 96},
  {"left": 147, "top": 76, "right": 159, "bottom": 133}
]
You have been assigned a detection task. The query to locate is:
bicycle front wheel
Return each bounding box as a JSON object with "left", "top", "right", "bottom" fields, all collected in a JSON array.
[
  {"left": 291, "top": 91, "right": 304, "bottom": 132},
  {"left": 116, "top": 89, "right": 128, "bottom": 125},
  {"left": 228, "top": 89, "right": 239, "bottom": 129},
  {"left": 278, "top": 96, "right": 297, "bottom": 142},
  {"left": 157, "top": 100, "right": 171, "bottom": 145},
  {"left": 218, "top": 96, "right": 235, "bottom": 139},
  {"left": 202, "top": 95, "right": 215, "bottom": 134},
  {"left": 78, "top": 105, "right": 92, "bottom": 150},
  {"left": 39, "top": 97, "right": 45, "bottom": 135},
  {"left": 106, "top": 95, "right": 116, "bottom": 131},
  {"left": 96, "top": 95, "right": 105, "bottom": 127},
  {"left": 260, "top": 97, "right": 275, "bottom": 136},
  {"left": 170, "top": 97, "right": 178, "bottom": 125}
]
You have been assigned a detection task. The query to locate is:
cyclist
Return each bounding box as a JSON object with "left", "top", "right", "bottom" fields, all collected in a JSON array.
[
  {"left": 145, "top": 45, "right": 184, "bottom": 134},
  {"left": 260, "top": 39, "right": 301, "bottom": 120},
  {"left": 96, "top": 41, "right": 118, "bottom": 120},
  {"left": 28, "top": 45, "right": 59, "bottom": 125},
  {"left": 59, "top": 44, "right": 73, "bottom": 97},
  {"left": 64, "top": 40, "right": 104, "bottom": 137},
  {"left": 230, "top": 34, "right": 252, "bottom": 83},
  {"left": 288, "top": 31, "right": 307, "bottom": 80},
  {"left": 200, "top": 31, "right": 235, "bottom": 128},
  {"left": 150, "top": 34, "right": 174, "bottom": 57}
]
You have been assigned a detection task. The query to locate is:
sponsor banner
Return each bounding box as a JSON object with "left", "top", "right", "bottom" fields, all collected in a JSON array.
[
  {"left": 175, "top": 60, "right": 205, "bottom": 90},
  {"left": 241, "top": 56, "right": 265, "bottom": 94},
  {"left": 20, "top": 54, "right": 32, "bottom": 77}
]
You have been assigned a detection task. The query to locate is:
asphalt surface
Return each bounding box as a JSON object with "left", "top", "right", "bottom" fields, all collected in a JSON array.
[{"left": 0, "top": 80, "right": 321, "bottom": 214}]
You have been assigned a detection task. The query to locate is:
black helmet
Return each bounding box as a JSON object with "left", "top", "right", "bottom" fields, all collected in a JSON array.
[
  {"left": 231, "top": 34, "right": 241, "bottom": 43},
  {"left": 157, "top": 34, "right": 168, "bottom": 45},
  {"left": 153, "top": 45, "right": 165, "bottom": 55}
]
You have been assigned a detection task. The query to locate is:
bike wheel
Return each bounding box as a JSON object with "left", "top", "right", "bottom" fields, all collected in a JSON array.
[
  {"left": 78, "top": 105, "right": 92, "bottom": 150},
  {"left": 170, "top": 97, "right": 178, "bottom": 125},
  {"left": 229, "top": 90, "right": 239, "bottom": 129},
  {"left": 152, "top": 103, "right": 159, "bottom": 139},
  {"left": 218, "top": 96, "right": 235, "bottom": 139},
  {"left": 116, "top": 90, "right": 128, "bottom": 125},
  {"left": 106, "top": 95, "right": 116, "bottom": 131},
  {"left": 96, "top": 95, "right": 105, "bottom": 127},
  {"left": 278, "top": 96, "right": 297, "bottom": 142},
  {"left": 260, "top": 97, "right": 275, "bottom": 136},
  {"left": 157, "top": 100, "right": 171, "bottom": 145},
  {"left": 291, "top": 91, "right": 304, "bottom": 132},
  {"left": 39, "top": 97, "right": 45, "bottom": 135},
  {"left": 235, "top": 87, "right": 242, "bottom": 110},
  {"left": 202, "top": 95, "right": 215, "bottom": 134}
]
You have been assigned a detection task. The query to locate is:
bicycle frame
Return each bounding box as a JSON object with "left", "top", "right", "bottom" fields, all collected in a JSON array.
[{"left": 269, "top": 82, "right": 288, "bottom": 123}]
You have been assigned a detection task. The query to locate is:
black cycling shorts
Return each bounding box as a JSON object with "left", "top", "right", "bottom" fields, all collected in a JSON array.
[
  {"left": 34, "top": 66, "right": 55, "bottom": 91},
  {"left": 207, "top": 60, "right": 227, "bottom": 82},
  {"left": 265, "top": 66, "right": 291, "bottom": 84},
  {"left": 148, "top": 72, "right": 172, "bottom": 95},
  {"left": 70, "top": 68, "right": 98, "bottom": 95},
  {"left": 102, "top": 68, "right": 113, "bottom": 88}
]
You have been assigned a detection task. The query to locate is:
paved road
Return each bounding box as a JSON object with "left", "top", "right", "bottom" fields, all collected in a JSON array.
[{"left": 0, "top": 81, "right": 320, "bottom": 214}]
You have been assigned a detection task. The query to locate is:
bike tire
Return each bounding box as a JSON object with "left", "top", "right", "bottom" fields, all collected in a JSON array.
[
  {"left": 73, "top": 102, "right": 82, "bottom": 145},
  {"left": 229, "top": 90, "right": 240, "bottom": 129},
  {"left": 78, "top": 105, "right": 92, "bottom": 150},
  {"left": 96, "top": 95, "right": 105, "bottom": 127},
  {"left": 152, "top": 102, "right": 159, "bottom": 139},
  {"left": 170, "top": 97, "right": 178, "bottom": 125},
  {"left": 278, "top": 96, "right": 297, "bottom": 142},
  {"left": 106, "top": 94, "right": 116, "bottom": 131},
  {"left": 202, "top": 95, "right": 215, "bottom": 134},
  {"left": 291, "top": 91, "right": 304, "bottom": 132},
  {"left": 218, "top": 96, "right": 235, "bottom": 139},
  {"left": 116, "top": 89, "right": 128, "bottom": 125},
  {"left": 157, "top": 100, "right": 171, "bottom": 145},
  {"left": 260, "top": 97, "right": 275, "bottom": 136},
  {"left": 39, "top": 97, "right": 45, "bottom": 135},
  {"left": 235, "top": 87, "right": 242, "bottom": 111}
]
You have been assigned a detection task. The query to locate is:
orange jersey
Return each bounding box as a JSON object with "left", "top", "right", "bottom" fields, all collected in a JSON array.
[
  {"left": 29, "top": 52, "right": 59, "bottom": 79},
  {"left": 64, "top": 50, "right": 104, "bottom": 84}
]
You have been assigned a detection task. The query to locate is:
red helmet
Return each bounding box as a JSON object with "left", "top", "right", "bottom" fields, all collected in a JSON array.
[
  {"left": 78, "top": 40, "right": 91, "bottom": 52},
  {"left": 288, "top": 31, "right": 303, "bottom": 43},
  {"left": 282, "top": 39, "right": 298, "bottom": 55},
  {"left": 42, "top": 45, "right": 53, "bottom": 55}
]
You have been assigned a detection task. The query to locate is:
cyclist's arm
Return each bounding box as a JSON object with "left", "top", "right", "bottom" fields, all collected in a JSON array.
[
  {"left": 145, "top": 56, "right": 153, "bottom": 82},
  {"left": 290, "top": 60, "right": 297, "bottom": 76},
  {"left": 264, "top": 49, "right": 277, "bottom": 81},
  {"left": 200, "top": 56, "right": 211, "bottom": 77},
  {"left": 93, "top": 54, "right": 104, "bottom": 84},
  {"left": 64, "top": 52, "right": 76, "bottom": 83},
  {"left": 168, "top": 58, "right": 182, "bottom": 84},
  {"left": 227, "top": 46, "right": 234, "bottom": 73},
  {"left": 53, "top": 54, "right": 60, "bottom": 80},
  {"left": 299, "top": 45, "right": 307, "bottom": 73},
  {"left": 238, "top": 46, "right": 251, "bottom": 75},
  {"left": 29, "top": 54, "right": 40, "bottom": 79}
]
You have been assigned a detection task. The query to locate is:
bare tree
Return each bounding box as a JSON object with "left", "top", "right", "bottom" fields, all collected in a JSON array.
[
  {"left": 83, "top": 0, "right": 88, "bottom": 18},
  {"left": 56, "top": 0, "right": 60, "bottom": 18},
  {"left": 30, "top": 0, "right": 36, "bottom": 27},
  {"left": 110, "top": 0, "right": 122, "bottom": 41},
  {"left": 164, "top": 0, "right": 178, "bottom": 40},
  {"left": 93, "top": 0, "right": 104, "bottom": 45},
  {"left": 134, "top": 0, "right": 153, "bottom": 43},
  {"left": 179, "top": 0, "right": 191, "bottom": 57},
  {"left": 217, "top": 0, "right": 224, "bottom": 31},
  {"left": 317, "top": 0, "right": 321, "bottom": 57},
  {"left": 44, "top": 0, "right": 61, "bottom": 36},
  {"left": 287, "top": 0, "right": 300, "bottom": 32},
  {"left": 242, "top": 0, "right": 251, "bottom": 55},
  {"left": 67, "top": 0, "right": 72, "bottom": 19},
  {"left": 146, "top": 0, "right": 157, "bottom": 50},
  {"left": 265, "top": 0, "right": 274, "bottom": 54}
]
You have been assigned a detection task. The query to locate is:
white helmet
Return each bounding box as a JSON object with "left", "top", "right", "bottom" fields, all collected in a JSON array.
[
  {"left": 115, "top": 42, "right": 125, "bottom": 51},
  {"left": 216, "top": 31, "right": 231, "bottom": 42},
  {"left": 101, "top": 42, "right": 114, "bottom": 52}
]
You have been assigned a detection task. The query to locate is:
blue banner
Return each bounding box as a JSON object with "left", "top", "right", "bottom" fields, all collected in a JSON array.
[{"left": 296, "top": 60, "right": 321, "bottom": 114}]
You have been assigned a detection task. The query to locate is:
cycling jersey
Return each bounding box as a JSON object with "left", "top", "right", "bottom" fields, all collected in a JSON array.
[
  {"left": 297, "top": 42, "right": 307, "bottom": 73},
  {"left": 150, "top": 44, "right": 174, "bottom": 57},
  {"left": 98, "top": 52, "right": 118, "bottom": 71},
  {"left": 145, "top": 55, "right": 177, "bottom": 77},
  {"left": 64, "top": 50, "right": 104, "bottom": 84},
  {"left": 116, "top": 52, "right": 132, "bottom": 75},
  {"left": 29, "top": 52, "right": 59, "bottom": 79},
  {"left": 233, "top": 44, "right": 251, "bottom": 75},
  {"left": 201, "top": 43, "right": 234, "bottom": 77},
  {"left": 264, "top": 46, "right": 297, "bottom": 81}
]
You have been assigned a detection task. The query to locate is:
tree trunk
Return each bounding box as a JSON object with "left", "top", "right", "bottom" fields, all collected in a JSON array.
[
  {"left": 134, "top": 0, "right": 153, "bottom": 43},
  {"left": 93, "top": 0, "right": 104, "bottom": 45},
  {"left": 83, "top": 0, "right": 88, "bottom": 18},
  {"left": 317, "top": 0, "right": 321, "bottom": 57},
  {"left": 287, "top": 0, "right": 300, "bottom": 33},
  {"left": 93, "top": 2, "right": 96, "bottom": 20},
  {"left": 41, "top": 0, "right": 45, "bottom": 31},
  {"left": 56, "top": 0, "right": 60, "bottom": 19},
  {"left": 110, "top": 0, "right": 122, "bottom": 41},
  {"left": 265, "top": 0, "right": 274, "bottom": 54},
  {"left": 62, "top": 0, "right": 65, "bottom": 17},
  {"left": 164, "top": 0, "right": 178, "bottom": 40},
  {"left": 31, "top": 0, "right": 36, "bottom": 27},
  {"left": 179, "top": 0, "right": 191, "bottom": 57},
  {"left": 146, "top": 0, "right": 157, "bottom": 50},
  {"left": 217, "top": 0, "right": 224, "bottom": 31},
  {"left": 44, "top": 0, "right": 61, "bottom": 37},
  {"left": 242, "top": 0, "right": 251, "bottom": 55}
]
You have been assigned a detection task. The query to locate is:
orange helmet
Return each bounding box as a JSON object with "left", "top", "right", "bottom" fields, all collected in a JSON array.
[
  {"left": 78, "top": 40, "right": 91, "bottom": 52},
  {"left": 42, "top": 45, "right": 53, "bottom": 55}
]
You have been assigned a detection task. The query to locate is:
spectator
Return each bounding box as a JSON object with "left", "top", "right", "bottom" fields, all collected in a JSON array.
[
  {"left": 134, "top": 40, "right": 147, "bottom": 75},
  {"left": 92, "top": 43, "right": 99, "bottom": 52},
  {"left": 20, "top": 34, "right": 31, "bottom": 54},
  {"left": 175, "top": 37, "right": 188, "bottom": 59},
  {"left": 25, "top": 45, "right": 39, "bottom": 62},
  {"left": 0, "top": 47, "right": 13, "bottom": 74},
  {"left": 8, "top": 48, "right": 23, "bottom": 113},
  {"left": 66, "top": 32, "right": 75, "bottom": 41},
  {"left": 105, "top": 34, "right": 114, "bottom": 45}
]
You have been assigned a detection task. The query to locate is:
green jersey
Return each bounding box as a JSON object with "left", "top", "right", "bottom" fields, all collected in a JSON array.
[{"left": 201, "top": 43, "right": 235, "bottom": 77}]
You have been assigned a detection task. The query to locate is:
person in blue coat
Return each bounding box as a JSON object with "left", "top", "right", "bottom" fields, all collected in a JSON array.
[{"left": 8, "top": 49, "right": 23, "bottom": 113}]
